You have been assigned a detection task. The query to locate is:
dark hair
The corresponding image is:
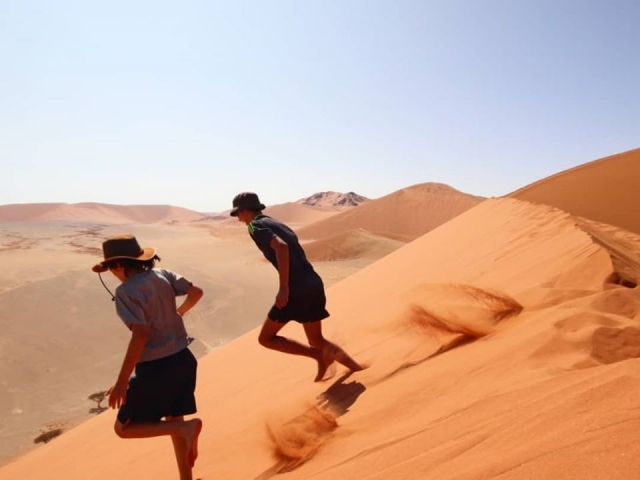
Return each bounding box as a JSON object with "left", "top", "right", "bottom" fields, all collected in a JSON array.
[{"left": 106, "top": 255, "right": 161, "bottom": 278}]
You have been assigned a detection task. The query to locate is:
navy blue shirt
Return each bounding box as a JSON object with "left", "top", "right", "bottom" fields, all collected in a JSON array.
[{"left": 248, "top": 214, "right": 322, "bottom": 291}]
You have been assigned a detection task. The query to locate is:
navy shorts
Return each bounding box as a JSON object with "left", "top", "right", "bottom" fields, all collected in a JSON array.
[
  {"left": 268, "top": 286, "right": 330, "bottom": 323},
  {"left": 117, "top": 347, "right": 197, "bottom": 424}
]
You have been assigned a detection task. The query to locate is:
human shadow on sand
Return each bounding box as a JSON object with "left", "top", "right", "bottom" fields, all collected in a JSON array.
[{"left": 254, "top": 372, "right": 366, "bottom": 479}]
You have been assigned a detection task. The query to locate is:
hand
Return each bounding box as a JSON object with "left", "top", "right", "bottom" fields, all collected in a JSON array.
[
  {"left": 108, "top": 380, "right": 128, "bottom": 409},
  {"left": 275, "top": 287, "right": 289, "bottom": 308}
]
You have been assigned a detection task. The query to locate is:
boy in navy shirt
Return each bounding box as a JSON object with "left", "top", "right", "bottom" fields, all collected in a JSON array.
[{"left": 230, "top": 192, "right": 363, "bottom": 381}]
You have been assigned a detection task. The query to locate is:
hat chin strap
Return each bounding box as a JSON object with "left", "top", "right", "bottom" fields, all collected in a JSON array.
[{"left": 98, "top": 272, "right": 115, "bottom": 301}]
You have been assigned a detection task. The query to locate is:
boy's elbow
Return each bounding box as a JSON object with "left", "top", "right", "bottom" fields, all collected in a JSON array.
[{"left": 190, "top": 285, "right": 204, "bottom": 300}]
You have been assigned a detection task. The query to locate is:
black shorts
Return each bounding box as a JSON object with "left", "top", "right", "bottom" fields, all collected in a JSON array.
[
  {"left": 268, "top": 286, "right": 330, "bottom": 323},
  {"left": 117, "top": 347, "right": 197, "bottom": 424}
]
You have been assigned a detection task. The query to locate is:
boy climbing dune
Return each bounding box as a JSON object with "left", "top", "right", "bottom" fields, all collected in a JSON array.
[
  {"left": 92, "top": 234, "right": 204, "bottom": 480},
  {"left": 230, "top": 192, "right": 364, "bottom": 381}
]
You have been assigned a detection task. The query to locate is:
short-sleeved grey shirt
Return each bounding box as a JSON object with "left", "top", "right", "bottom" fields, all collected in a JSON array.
[{"left": 114, "top": 268, "right": 192, "bottom": 363}]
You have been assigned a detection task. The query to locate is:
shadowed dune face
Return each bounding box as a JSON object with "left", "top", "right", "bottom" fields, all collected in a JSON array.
[
  {"left": 591, "top": 326, "right": 640, "bottom": 364},
  {"left": 303, "top": 229, "right": 406, "bottom": 262}
]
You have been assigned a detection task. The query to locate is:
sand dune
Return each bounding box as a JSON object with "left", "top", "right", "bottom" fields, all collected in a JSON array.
[
  {"left": 0, "top": 203, "right": 206, "bottom": 224},
  {"left": 303, "top": 228, "right": 406, "bottom": 262},
  {"left": 263, "top": 202, "right": 342, "bottom": 226},
  {"left": 196, "top": 202, "right": 342, "bottom": 241},
  {"left": 509, "top": 147, "right": 640, "bottom": 235},
  {"left": 4, "top": 194, "right": 640, "bottom": 480},
  {"left": 4, "top": 151, "right": 640, "bottom": 480},
  {"left": 296, "top": 182, "right": 485, "bottom": 241}
]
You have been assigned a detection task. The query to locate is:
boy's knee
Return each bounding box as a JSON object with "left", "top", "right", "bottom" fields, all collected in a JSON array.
[
  {"left": 113, "top": 420, "right": 128, "bottom": 438},
  {"left": 308, "top": 338, "right": 325, "bottom": 350},
  {"left": 258, "top": 334, "right": 271, "bottom": 347}
]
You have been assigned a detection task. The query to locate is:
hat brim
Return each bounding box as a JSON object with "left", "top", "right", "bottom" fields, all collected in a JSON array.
[
  {"left": 229, "top": 203, "right": 266, "bottom": 217},
  {"left": 92, "top": 247, "right": 157, "bottom": 273}
]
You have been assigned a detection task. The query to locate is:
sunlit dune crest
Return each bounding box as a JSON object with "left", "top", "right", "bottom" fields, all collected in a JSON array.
[
  {"left": 509, "top": 147, "right": 640, "bottom": 235},
  {"left": 296, "top": 182, "right": 485, "bottom": 241}
]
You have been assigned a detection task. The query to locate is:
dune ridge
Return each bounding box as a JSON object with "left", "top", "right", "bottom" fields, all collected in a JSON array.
[
  {"left": 296, "top": 182, "right": 485, "bottom": 241},
  {"left": 0, "top": 203, "right": 206, "bottom": 224},
  {"left": 509, "top": 147, "right": 640, "bottom": 235}
]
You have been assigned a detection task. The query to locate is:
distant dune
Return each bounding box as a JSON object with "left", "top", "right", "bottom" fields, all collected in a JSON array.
[
  {"left": 296, "top": 182, "right": 485, "bottom": 241},
  {"left": 303, "top": 229, "right": 406, "bottom": 262},
  {"left": 0, "top": 203, "right": 206, "bottom": 224},
  {"left": 509, "top": 147, "right": 640, "bottom": 235},
  {"left": 263, "top": 203, "right": 340, "bottom": 225}
]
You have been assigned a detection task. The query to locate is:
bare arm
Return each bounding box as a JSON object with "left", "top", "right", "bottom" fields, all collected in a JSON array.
[
  {"left": 177, "top": 284, "right": 204, "bottom": 317},
  {"left": 270, "top": 236, "right": 289, "bottom": 307},
  {"left": 109, "top": 323, "right": 150, "bottom": 409}
]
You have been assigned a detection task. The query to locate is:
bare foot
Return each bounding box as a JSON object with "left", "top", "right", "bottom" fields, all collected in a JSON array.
[
  {"left": 314, "top": 346, "right": 336, "bottom": 382},
  {"left": 186, "top": 418, "right": 203, "bottom": 468},
  {"left": 334, "top": 348, "right": 364, "bottom": 373}
]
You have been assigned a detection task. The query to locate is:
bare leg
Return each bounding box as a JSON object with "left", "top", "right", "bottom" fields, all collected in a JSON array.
[
  {"left": 166, "top": 416, "right": 203, "bottom": 470},
  {"left": 303, "top": 321, "right": 364, "bottom": 381},
  {"left": 114, "top": 417, "right": 202, "bottom": 480},
  {"left": 258, "top": 318, "right": 325, "bottom": 376},
  {"left": 258, "top": 318, "right": 323, "bottom": 358}
]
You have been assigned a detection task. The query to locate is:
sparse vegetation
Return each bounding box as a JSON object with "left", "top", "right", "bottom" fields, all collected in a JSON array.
[{"left": 88, "top": 390, "right": 109, "bottom": 415}]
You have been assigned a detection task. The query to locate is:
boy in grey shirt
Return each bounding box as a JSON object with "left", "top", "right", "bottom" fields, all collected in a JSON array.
[{"left": 93, "top": 234, "right": 203, "bottom": 480}]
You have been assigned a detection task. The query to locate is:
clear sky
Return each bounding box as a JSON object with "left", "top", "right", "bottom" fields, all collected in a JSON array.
[{"left": 1, "top": 1, "right": 639, "bottom": 213}]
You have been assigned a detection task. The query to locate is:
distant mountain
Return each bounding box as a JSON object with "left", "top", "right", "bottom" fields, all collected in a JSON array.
[{"left": 297, "top": 191, "right": 369, "bottom": 209}]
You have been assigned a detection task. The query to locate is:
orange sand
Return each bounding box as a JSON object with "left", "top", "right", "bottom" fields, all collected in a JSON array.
[{"left": 2, "top": 151, "right": 640, "bottom": 480}]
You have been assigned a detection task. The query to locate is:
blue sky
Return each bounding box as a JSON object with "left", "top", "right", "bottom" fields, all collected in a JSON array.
[{"left": 1, "top": 1, "right": 639, "bottom": 213}]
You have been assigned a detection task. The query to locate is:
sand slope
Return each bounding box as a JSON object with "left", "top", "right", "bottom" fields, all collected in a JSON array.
[
  {"left": 263, "top": 203, "right": 341, "bottom": 226},
  {"left": 0, "top": 220, "right": 378, "bottom": 465},
  {"left": 509, "top": 147, "right": 640, "bottom": 235},
  {"left": 3, "top": 197, "right": 640, "bottom": 480},
  {"left": 296, "top": 182, "right": 485, "bottom": 241},
  {"left": 303, "top": 229, "right": 406, "bottom": 262},
  {"left": 0, "top": 203, "right": 206, "bottom": 223}
]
